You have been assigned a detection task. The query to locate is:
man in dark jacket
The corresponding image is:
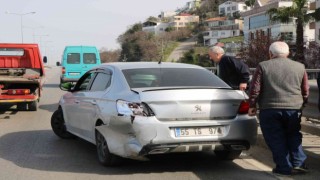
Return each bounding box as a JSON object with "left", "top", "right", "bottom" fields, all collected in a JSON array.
[
  {"left": 209, "top": 46, "right": 250, "bottom": 90},
  {"left": 249, "top": 41, "right": 309, "bottom": 176}
]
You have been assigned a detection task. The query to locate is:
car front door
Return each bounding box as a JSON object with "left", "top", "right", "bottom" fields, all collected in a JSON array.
[
  {"left": 72, "top": 70, "right": 113, "bottom": 141},
  {"left": 63, "top": 71, "right": 95, "bottom": 138}
]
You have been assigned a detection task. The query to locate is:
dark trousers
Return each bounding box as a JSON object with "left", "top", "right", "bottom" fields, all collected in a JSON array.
[{"left": 259, "top": 109, "right": 307, "bottom": 174}]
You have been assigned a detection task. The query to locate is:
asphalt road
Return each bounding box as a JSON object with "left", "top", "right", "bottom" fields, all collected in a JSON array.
[
  {"left": 166, "top": 37, "right": 197, "bottom": 62},
  {"left": 0, "top": 67, "right": 277, "bottom": 180}
]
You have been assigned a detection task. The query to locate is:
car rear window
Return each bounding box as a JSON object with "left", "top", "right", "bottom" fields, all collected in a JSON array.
[
  {"left": 67, "top": 53, "right": 80, "bottom": 64},
  {"left": 83, "top": 53, "right": 97, "bottom": 64},
  {"left": 122, "top": 68, "right": 230, "bottom": 88},
  {"left": 0, "top": 48, "right": 24, "bottom": 56}
]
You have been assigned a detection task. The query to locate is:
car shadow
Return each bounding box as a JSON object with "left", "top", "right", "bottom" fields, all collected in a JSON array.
[
  {"left": 43, "top": 84, "right": 60, "bottom": 88},
  {"left": 39, "top": 103, "right": 58, "bottom": 113},
  {"left": 0, "top": 130, "right": 276, "bottom": 179},
  {"left": 0, "top": 105, "right": 18, "bottom": 119}
]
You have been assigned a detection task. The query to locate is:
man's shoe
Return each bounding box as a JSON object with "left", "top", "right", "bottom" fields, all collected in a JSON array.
[
  {"left": 293, "top": 164, "right": 309, "bottom": 174},
  {"left": 272, "top": 169, "right": 291, "bottom": 177}
]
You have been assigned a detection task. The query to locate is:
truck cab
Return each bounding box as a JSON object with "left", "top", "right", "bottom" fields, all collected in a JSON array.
[
  {"left": 0, "top": 43, "right": 46, "bottom": 111},
  {"left": 60, "top": 46, "right": 101, "bottom": 84}
]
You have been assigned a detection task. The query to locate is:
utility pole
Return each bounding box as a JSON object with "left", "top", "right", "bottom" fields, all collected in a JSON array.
[{"left": 5, "top": 11, "right": 36, "bottom": 43}]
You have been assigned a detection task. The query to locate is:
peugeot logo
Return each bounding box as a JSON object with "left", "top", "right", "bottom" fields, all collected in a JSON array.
[{"left": 195, "top": 105, "right": 202, "bottom": 112}]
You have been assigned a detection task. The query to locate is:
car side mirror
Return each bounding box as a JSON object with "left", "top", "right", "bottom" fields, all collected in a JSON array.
[
  {"left": 56, "top": 62, "right": 61, "bottom": 66},
  {"left": 43, "top": 56, "right": 48, "bottom": 63},
  {"left": 60, "top": 82, "right": 74, "bottom": 92}
]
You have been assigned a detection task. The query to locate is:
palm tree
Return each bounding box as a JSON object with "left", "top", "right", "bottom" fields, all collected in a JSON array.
[{"left": 267, "top": 0, "right": 320, "bottom": 63}]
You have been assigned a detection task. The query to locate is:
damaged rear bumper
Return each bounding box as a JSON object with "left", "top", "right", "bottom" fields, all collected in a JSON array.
[{"left": 96, "top": 115, "right": 257, "bottom": 160}]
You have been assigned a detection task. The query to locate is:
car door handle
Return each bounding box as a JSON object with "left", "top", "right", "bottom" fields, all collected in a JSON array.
[
  {"left": 90, "top": 100, "right": 97, "bottom": 105},
  {"left": 75, "top": 100, "right": 80, "bottom": 104}
]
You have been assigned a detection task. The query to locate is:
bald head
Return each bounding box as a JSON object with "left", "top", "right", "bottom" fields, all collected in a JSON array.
[{"left": 269, "top": 41, "right": 290, "bottom": 58}]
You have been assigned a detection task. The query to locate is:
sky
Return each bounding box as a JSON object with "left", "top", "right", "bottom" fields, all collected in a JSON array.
[{"left": 0, "top": 0, "right": 190, "bottom": 64}]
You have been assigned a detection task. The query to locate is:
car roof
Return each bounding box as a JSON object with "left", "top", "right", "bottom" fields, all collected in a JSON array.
[{"left": 98, "top": 62, "right": 205, "bottom": 70}]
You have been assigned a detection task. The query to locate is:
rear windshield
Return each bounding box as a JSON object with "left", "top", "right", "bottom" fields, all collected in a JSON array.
[
  {"left": 67, "top": 53, "right": 80, "bottom": 64},
  {"left": 83, "top": 53, "right": 97, "bottom": 64},
  {"left": 122, "top": 68, "right": 230, "bottom": 88},
  {"left": 0, "top": 48, "right": 24, "bottom": 56}
]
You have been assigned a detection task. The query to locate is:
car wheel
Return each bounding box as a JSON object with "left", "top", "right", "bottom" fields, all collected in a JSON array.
[
  {"left": 28, "top": 101, "right": 38, "bottom": 111},
  {"left": 51, "top": 108, "right": 75, "bottom": 139},
  {"left": 95, "top": 130, "right": 121, "bottom": 166},
  {"left": 214, "top": 150, "right": 242, "bottom": 160},
  {"left": 17, "top": 103, "right": 27, "bottom": 111}
]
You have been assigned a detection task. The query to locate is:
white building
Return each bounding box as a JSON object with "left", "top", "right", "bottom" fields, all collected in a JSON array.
[
  {"left": 169, "top": 14, "right": 200, "bottom": 30},
  {"left": 241, "top": 0, "right": 315, "bottom": 44},
  {"left": 219, "top": 1, "right": 250, "bottom": 17},
  {"left": 142, "top": 21, "right": 170, "bottom": 35},
  {"left": 160, "top": 11, "right": 178, "bottom": 19},
  {"left": 316, "top": 0, "right": 320, "bottom": 44},
  {"left": 203, "top": 17, "right": 243, "bottom": 46}
]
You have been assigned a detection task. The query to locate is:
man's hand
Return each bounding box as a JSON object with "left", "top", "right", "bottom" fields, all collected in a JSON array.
[
  {"left": 248, "top": 108, "right": 257, "bottom": 116},
  {"left": 239, "top": 83, "right": 247, "bottom": 91}
]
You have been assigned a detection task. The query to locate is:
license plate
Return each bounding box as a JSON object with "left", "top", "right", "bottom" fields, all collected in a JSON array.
[
  {"left": 174, "top": 127, "right": 224, "bottom": 137},
  {"left": 68, "top": 72, "right": 80, "bottom": 76}
]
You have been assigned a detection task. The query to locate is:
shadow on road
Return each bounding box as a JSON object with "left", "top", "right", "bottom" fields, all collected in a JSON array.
[
  {"left": 43, "top": 84, "right": 60, "bottom": 88},
  {"left": 0, "top": 130, "right": 275, "bottom": 179},
  {"left": 39, "top": 103, "right": 58, "bottom": 113},
  {"left": 0, "top": 105, "right": 18, "bottom": 119}
]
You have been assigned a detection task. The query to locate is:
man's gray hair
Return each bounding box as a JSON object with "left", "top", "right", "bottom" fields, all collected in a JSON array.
[
  {"left": 269, "top": 41, "right": 290, "bottom": 57},
  {"left": 210, "top": 46, "right": 225, "bottom": 54}
]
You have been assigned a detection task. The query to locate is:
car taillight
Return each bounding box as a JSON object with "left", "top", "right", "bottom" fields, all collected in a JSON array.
[
  {"left": 238, "top": 101, "right": 249, "bottom": 114},
  {"left": 117, "top": 100, "right": 154, "bottom": 117},
  {"left": 7, "top": 89, "right": 31, "bottom": 95},
  {"left": 62, "top": 67, "right": 66, "bottom": 74}
]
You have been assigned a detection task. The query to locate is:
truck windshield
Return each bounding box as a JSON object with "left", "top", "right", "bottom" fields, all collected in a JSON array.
[
  {"left": 83, "top": 53, "right": 97, "bottom": 64},
  {"left": 122, "top": 68, "right": 230, "bottom": 89},
  {"left": 67, "top": 53, "right": 80, "bottom": 64},
  {"left": 0, "top": 48, "right": 24, "bottom": 56}
]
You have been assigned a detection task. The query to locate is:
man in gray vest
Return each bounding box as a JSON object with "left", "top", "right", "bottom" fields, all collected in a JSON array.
[{"left": 249, "top": 41, "right": 309, "bottom": 176}]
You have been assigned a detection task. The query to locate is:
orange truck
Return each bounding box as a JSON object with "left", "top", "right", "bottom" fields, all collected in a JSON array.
[{"left": 0, "top": 43, "right": 46, "bottom": 111}]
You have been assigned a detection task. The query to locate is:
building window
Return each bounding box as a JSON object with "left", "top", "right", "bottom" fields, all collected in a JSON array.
[
  {"left": 250, "top": 32, "right": 254, "bottom": 40},
  {"left": 249, "top": 14, "right": 270, "bottom": 30},
  {"left": 220, "top": 7, "right": 225, "bottom": 14},
  {"left": 232, "top": 6, "right": 237, "bottom": 10},
  {"left": 267, "top": 28, "right": 271, "bottom": 37},
  {"left": 227, "top": 7, "right": 231, "bottom": 11},
  {"left": 179, "top": 22, "right": 184, "bottom": 26},
  {"left": 243, "top": 6, "right": 247, "bottom": 10}
]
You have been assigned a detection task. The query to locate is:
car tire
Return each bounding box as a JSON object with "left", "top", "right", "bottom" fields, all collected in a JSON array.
[
  {"left": 28, "top": 101, "right": 38, "bottom": 111},
  {"left": 51, "top": 108, "right": 75, "bottom": 139},
  {"left": 95, "top": 130, "right": 121, "bottom": 166},
  {"left": 17, "top": 103, "right": 27, "bottom": 111},
  {"left": 214, "top": 150, "right": 242, "bottom": 160}
]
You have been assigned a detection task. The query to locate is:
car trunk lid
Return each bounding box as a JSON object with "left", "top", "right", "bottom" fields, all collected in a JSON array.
[{"left": 133, "top": 88, "right": 247, "bottom": 121}]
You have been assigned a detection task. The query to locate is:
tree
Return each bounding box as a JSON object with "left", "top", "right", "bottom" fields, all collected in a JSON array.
[
  {"left": 237, "top": 31, "right": 276, "bottom": 68},
  {"left": 100, "top": 48, "right": 121, "bottom": 63},
  {"left": 267, "top": 0, "right": 320, "bottom": 63},
  {"left": 245, "top": 0, "right": 255, "bottom": 8}
]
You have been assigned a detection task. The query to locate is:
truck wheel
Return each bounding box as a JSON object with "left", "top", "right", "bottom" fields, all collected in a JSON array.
[
  {"left": 28, "top": 101, "right": 38, "bottom": 111},
  {"left": 17, "top": 103, "right": 27, "bottom": 111},
  {"left": 214, "top": 150, "right": 242, "bottom": 160},
  {"left": 95, "top": 130, "right": 121, "bottom": 166},
  {"left": 51, "top": 108, "right": 75, "bottom": 139}
]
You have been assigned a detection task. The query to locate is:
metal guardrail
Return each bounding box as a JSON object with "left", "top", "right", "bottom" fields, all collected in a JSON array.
[
  {"left": 205, "top": 67, "right": 320, "bottom": 80},
  {"left": 205, "top": 67, "right": 320, "bottom": 120}
]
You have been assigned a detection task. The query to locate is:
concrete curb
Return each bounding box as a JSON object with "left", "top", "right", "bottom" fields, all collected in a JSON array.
[{"left": 255, "top": 122, "right": 320, "bottom": 154}]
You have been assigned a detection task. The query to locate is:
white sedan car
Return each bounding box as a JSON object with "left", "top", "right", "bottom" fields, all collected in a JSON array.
[{"left": 51, "top": 62, "right": 257, "bottom": 166}]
